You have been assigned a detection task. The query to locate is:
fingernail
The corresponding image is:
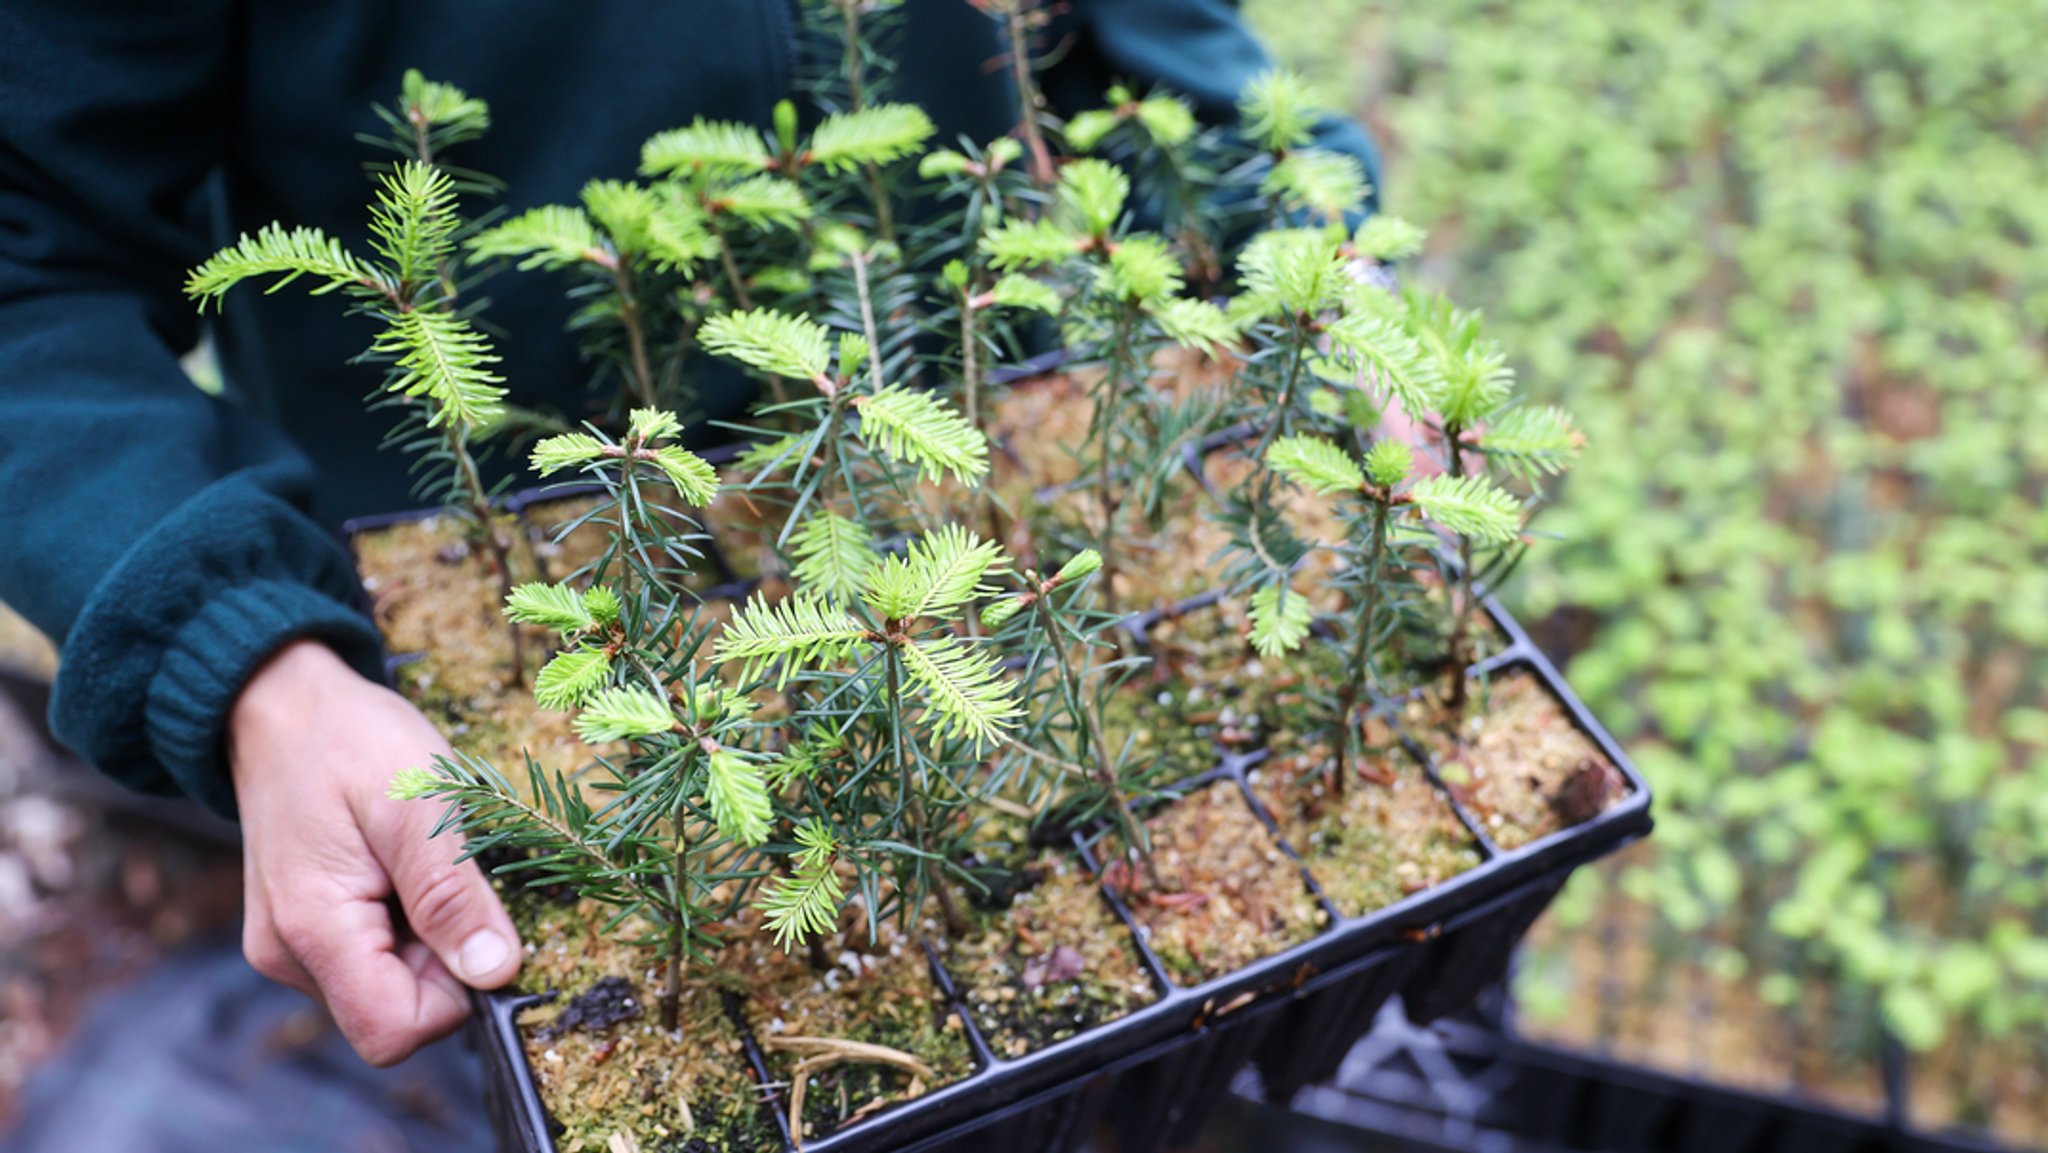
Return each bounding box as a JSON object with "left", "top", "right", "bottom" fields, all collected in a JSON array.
[{"left": 458, "top": 930, "right": 510, "bottom": 982}]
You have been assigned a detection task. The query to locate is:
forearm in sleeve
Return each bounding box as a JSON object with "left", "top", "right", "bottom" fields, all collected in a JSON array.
[{"left": 0, "top": 1, "right": 386, "bottom": 817}]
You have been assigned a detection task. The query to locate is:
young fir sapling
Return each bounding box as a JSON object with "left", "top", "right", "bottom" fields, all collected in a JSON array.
[
  {"left": 936, "top": 254, "right": 1060, "bottom": 446},
  {"left": 465, "top": 88, "right": 934, "bottom": 424},
  {"left": 1223, "top": 71, "right": 1384, "bottom": 455},
  {"left": 1066, "top": 84, "right": 1222, "bottom": 291},
  {"left": 801, "top": 0, "right": 919, "bottom": 243},
  {"left": 1221, "top": 222, "right": 1415, "bottom": 688},
  {"left": 981, "top": 549, "right": 1167, "bottom": 889},
  {"left": 184, "top": 73, "right": 531, "bottom": 680},
  {"left": 920, "top": 250, "right": 1057, "bottom": 555},
  {"left": 466, "top": 181, "right": 724, "bottom": 412},
  {"left": 641, "top": 93, "right": 933, "bottom": 284},
  {"left": 1219, "top": 70, "right": 1412, "bottom": 471},
  {"left": 392, "top": 406, "right": 762, "bottom": 1033},
  {"left": 1208, "top": 72, "right": 1582, "bottom": 774},
  {"left": 1238, "top": 69, "right": 1374, "bottom": 231},
  {"left": 715, "top": 524, "right": 1021, "bottom": 936},
  {"left": 981, "top": 158, "right": 1238, "bottom": 611},
  {"left": 918, "top": 133, "right": 1052, "bottom": 436},
  {"left": 967, "top": 0, "right": 1060, "bottom": 189},
  {"left": 529, "top": 407, "right": 722, "bottom": 589},
  {"left": 1344, "top": 285, "right": 1584, "bottom": 705},
  {"left": 700, "top": 304, "right": 989, "bottom": 543},
  {"left": 1244, "top": 259, "right": 1582, "bottom": 784},
  {"left": 1260, "top": 432, "right": 1522, "bottom": 788},
  {"left": 916, "top": 138, "right": 1057, "bottom": 554}
]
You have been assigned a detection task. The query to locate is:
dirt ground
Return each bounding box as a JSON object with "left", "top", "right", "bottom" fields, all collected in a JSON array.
[{"left": 0, "top": 626, "right": 245, "bottom": 1131}]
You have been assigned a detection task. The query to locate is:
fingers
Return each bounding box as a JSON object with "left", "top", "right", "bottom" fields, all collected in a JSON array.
[
  {"left": 276, "top": 888, "right": 472, "bottom": 1066},
  {"left": 241, "top": 890, "right": 316, "bottom": 997},
  {"left": 373, "top": 788, "right": 522, "bottom": 991},
  {"left": 390, "top": 847, "right": 521, "bottom": 990},
  {"left": 227, "top": 657, "right": 521, "bottom": 1067},
  {"left": 242, "top": 880, "right": 471, "bottom": 1065}
]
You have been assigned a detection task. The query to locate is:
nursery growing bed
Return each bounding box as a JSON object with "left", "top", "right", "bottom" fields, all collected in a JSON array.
[{"left": 345, "top": 480, "right": 1652, "bottom": 1153}]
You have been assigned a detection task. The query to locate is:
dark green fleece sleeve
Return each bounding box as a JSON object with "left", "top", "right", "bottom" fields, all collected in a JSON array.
[
  {"left": 1045, "top": 0, "right": 1384, "bottom": 213},
  {"left": 0, "top": 2, "right": 385, "bottom": 817}
]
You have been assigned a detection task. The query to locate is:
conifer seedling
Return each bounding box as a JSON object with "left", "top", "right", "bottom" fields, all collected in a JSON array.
[
  {"left": 186, "top": 73, "right": 528, "bottom": 680},
  {"left": 716, "top": 524, "right": 1020, "bottom": 935},
  {"left": 981, "top": 548, "right": 1166, "bottom": 888},
  {"left": 393, "top": 405, "right": 751, "bottom": 1031}
]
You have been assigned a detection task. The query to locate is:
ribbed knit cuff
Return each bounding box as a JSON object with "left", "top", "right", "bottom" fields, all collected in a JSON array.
[
  {"left": 50, "top": 470, "right": 388, "bottom": 821},
  {"left": 146, "top": 579, "right": 385, "bottom": 818}
]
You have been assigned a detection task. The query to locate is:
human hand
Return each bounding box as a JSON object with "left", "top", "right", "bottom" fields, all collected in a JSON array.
[{"left": 228, "top": 639, "right": 521, "bottom": 1066}]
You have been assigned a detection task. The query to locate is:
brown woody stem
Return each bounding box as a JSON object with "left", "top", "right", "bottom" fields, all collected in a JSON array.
[
  {"left": 611, "top": 261, "right": 658, "bottom": 408},
  {"left": 1005, "top": 4, "right": 1055, "bottom": 188}
]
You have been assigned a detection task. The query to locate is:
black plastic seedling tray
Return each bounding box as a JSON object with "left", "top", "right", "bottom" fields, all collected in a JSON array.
[
  {"left": 343, "top": 445, "right": 1653, "bottom": 1153},
  {"left": 1289, "top": 1014, "right": 2019, "bottom": 1153},
  {"left": 1498, "top": 1033, "right": 2022, "bottom": 1153}
]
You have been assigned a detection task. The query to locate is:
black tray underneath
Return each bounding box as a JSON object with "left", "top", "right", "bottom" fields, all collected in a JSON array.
[{"left": 1278, "top": 1011, "right": 2020, "bottom": 1153}]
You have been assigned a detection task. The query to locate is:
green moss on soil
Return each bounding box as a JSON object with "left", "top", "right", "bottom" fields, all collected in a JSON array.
[
  {"left": 1100, "top": 603, "right": 1264, "bottom": 770},
  {"left": 947, "top": 850, "right": 1158, "bottom": 1058},
  {"left": 1097, "top": 680, "right": 1230, "bottom": 787},
  {"left": 1118, "top": 600, "right": 1349, "bottom": 768},
  {"left": 1113, "top": 781, "right": 1326, "bottom": 986},
  {"left": 512, "top": 897, "right": 775, "bottom": 1153},
  {"left": 729, "top": 916, "right": 974, "bottom": 1145},
  {"left": 1222, "top": 635, "right": 1484, "bottom": 917},
  {"left": 1413, "top": 672, "right": 1627, "bottom": 850},
  {"left": 1251, "top": 764, "right": 1482, "bottom": 918}
]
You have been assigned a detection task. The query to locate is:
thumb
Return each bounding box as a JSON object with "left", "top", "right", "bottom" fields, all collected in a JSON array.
[{"left": 386, "top": 825, "right": 523, "bottom": 990}]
